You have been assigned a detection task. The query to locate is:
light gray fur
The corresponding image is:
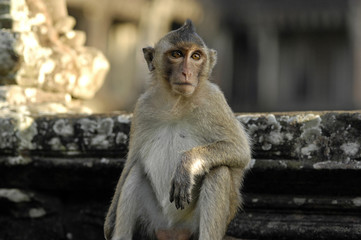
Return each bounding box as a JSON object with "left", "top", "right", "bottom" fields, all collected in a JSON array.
[
  {"left": 104, "top": 19, "right": 251, "bottom": 240},
  {"left": 105, "top": 82, "right": 251, "bottom": 240}
]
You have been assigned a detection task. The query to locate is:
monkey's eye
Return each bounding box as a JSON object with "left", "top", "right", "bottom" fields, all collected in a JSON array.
[
  {"left": 191, "top": 52, "right": 201, "bottom": 60},
  {"left": 170, "top": 50, "right": 183, "bottom": 59}
]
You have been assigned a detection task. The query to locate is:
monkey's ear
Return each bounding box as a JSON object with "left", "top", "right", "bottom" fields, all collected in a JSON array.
[
  {"left": 142, "top": 47, "right": 155, "bottom": 71},
  {"left": 209, "top": 49, "right": 217, "bottom": 70}
]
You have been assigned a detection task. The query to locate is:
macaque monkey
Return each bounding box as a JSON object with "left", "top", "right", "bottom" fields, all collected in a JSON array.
[{"left": 104, "top": 19, "right": 251, "bottom": 240}]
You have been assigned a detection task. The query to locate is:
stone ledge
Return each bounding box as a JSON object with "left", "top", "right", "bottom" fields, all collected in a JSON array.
[
  {"left": 229, "top": 209, "right": 361, "bottom": 240},
  {"left": 238, "top": 111, "right": 361, "bottom": 161},
  {"left": 0, "top": 111, "right": 131, "bottom": 156},
  {"left": 1, "top": 111, "right": 360, "bottom": 162},
  {"left": 1, "top": 110, "right": 361, "bottom": 240}
]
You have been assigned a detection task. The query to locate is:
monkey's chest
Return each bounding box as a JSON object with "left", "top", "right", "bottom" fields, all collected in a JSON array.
[{"left": 140, "top": 124, "right": 200, "bottom": 210}]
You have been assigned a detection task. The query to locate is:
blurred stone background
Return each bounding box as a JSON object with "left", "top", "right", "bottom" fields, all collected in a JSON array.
[
  {"left": 0, "top": 0, "right": 109, "bottom": 114},
  {"left": 65, "top": 0, "right": 361, "bottom": 113}
]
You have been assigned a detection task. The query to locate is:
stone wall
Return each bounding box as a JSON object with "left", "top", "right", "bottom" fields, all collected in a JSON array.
[
  {"left": 0, "top": 1, "right": 113, "bottom": 239},
  {"left": 0, "top": 111, "right": 361, "bottom": 239},
  {"left": 0, "top": 0, "right": 109, "bottom": 114}
]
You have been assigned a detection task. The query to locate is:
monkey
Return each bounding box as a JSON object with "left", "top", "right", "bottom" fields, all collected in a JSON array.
[{"left": 104, "top": 19, "right": 251, "bottom": 240}]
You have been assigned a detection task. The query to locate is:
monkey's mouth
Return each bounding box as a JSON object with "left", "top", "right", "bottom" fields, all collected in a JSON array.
[
  {"left": 173, "top": 82, "right": 195, "bottom": 86},
  {"left": 172, "top": 82, "right": 196, "bottom": 96}
]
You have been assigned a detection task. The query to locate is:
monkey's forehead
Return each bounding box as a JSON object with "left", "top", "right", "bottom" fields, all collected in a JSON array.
[
  {"left": 168, "top": 32, "right": 205, "bottom": 47},
  {"left": 157, "top": 28, "right": 206, "bottom": 48},
  {"left": 155, "top": 40, "right": 206, "bottom": 55}
]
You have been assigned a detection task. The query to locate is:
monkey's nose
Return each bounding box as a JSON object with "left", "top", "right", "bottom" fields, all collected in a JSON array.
[
  {"left": 182, "top": 71, "right": 192, "bottom": 79},
  {"left": 182, "top": 72, "right": 187, "bottom": 81}
]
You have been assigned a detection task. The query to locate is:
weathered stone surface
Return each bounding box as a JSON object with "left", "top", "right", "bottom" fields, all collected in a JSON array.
[
  {"left": 238, "top": 111, "right": 361, "bottom": 163},
  {"left": 0, "top": 1, "right": 12, "bottom": 29},
  {"left": 1, "top": 111, "right": 360, "bottom": 165},
  {"left": 0, "top": 85, "right": 71, "bottom": 106},
  {"left": 228, "top": 207, "right": 361, "bottom": 240},
  {"left": 0, "top": 0, "right": 109, "bottom": 109},
  {"left": 0, "top": 111, "right": 361, "bottom": 240},
  {"left": 0, "top": 112, "right": 131, "bottom": 156},
  {"left": 0, "top": 30, "right": 19, "bottom": 83}
]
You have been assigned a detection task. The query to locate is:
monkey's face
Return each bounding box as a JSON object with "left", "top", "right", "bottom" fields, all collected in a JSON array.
[
  {"left": 164, "top": 44, "right": 205, "bottom": 96},
  {"left": 142, "top": 19, "right": 217, "bottom": 97}
]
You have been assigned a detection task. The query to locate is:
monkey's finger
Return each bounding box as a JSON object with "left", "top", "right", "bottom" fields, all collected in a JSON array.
[
  {"left": 186, "top": 194, "right": 191, "bottom": 204},
  {"left": 175, "top": 186, "right": 183, "bottom": 209},
  {"left": 175, "top": 192, "right": 181, "bottom": 209},
  {"left": 169, "top": 182, "right": 175, "bottom": 203},
  {"left": 179, "top": 188, "right": 188, "bottom": 209},
  {"left": 177, "top": 199, "right": 183, "bottom": 210},
  {"left": 175, "top": 197, "right": 179, "bottom": 209}
]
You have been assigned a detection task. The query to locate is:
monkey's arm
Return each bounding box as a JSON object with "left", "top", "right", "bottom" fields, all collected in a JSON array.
[
  {"left": 170, "top": 95, "right": 251, "bottom": 209},
  {"left": 183, "top": 83, "right": 251, "bottom": 171},
  {"left": 185, "top": 135, "right": 251, "bottom": 170},
  {"left": 170, "top": 135, "right": 251, "bottom": 209}
]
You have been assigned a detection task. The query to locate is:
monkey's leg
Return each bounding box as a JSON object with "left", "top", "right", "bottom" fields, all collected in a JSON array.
[
  {"left": 198, "top": 166, "right": 232, "bottom": 240},
  {"left": 112, "top": 164, "right": 144, "bottom": 240}
]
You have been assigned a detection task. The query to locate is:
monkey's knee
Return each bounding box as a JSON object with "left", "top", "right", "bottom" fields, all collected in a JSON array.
[
  {"left": 200, "top": 166, "right": 239, "bottom": 223},
  {"left": 204, "top": 166, "right": 231, "bottom": 186},
  {"left": 200, "top": 166, "right": 232, "bottom": 210}
]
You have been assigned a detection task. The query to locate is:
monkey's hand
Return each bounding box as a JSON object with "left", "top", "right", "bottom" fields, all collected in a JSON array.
[{"left": 169, "top": 154, "right": 196, "bottom": 210}]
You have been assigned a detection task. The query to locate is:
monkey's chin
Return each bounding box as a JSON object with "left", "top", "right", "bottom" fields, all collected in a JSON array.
[{"left": 172, "top": 85, "right": 196, "bottom": 97}]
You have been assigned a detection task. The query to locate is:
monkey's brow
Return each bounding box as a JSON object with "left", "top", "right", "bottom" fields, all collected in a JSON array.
[
  {"left": 169, "top": 44, "right": 205, "bottom": 53},
  {"left": 177, "top": 41, "right": 203, "bottom": 48}
]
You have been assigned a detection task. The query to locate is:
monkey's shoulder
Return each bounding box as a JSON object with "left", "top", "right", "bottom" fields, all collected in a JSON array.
[
  {"left": 197, "top": 83, "right": 236, "bottom": 117},
  {"left": 199, "top": 82, "right": 230, "bottom": 107}
]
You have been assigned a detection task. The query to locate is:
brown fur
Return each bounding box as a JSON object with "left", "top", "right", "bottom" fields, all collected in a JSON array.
[{"left": 104, "top": 20, "right": 251, "bottom": 240}]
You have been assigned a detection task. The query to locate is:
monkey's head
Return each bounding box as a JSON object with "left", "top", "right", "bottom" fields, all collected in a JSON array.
[{"left": 143, "top": 19, "right": 217, "bottom": 97}]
